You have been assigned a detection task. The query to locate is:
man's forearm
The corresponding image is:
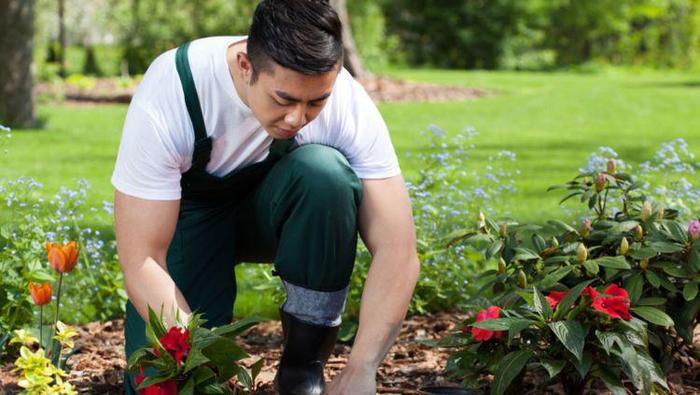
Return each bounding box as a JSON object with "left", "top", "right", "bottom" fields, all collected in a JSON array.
[
  {"left": 123, "top": 256, "right": 192, "bottom": 327},
  {"left": 346, "top": 249, "right": 420, "bottom": 370}
]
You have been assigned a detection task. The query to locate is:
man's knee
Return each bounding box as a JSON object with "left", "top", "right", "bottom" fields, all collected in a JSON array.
[{"left": 285, "top": 144, "right": 362, "bottom": 209}]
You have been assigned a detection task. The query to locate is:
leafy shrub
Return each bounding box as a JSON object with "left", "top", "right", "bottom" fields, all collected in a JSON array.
[{"left": 438, "top": 153, "right": 700, "bottom": 393}]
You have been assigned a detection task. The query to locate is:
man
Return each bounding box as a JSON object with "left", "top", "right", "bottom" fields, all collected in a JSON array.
[{"left": 112, "top": 1, "right": 420, "bottom": 394}]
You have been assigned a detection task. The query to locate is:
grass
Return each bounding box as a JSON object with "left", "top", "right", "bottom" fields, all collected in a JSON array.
[{"left": 3, "top": 69, "right": 699, "bottom": 319}]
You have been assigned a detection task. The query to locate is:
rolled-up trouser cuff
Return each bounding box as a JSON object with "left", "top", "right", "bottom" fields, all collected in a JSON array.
[{"left": 281, "top": 280, "right": 348, "bottom": 327}]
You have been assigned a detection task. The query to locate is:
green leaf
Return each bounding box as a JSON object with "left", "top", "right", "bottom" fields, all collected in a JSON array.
[
  {"left": 583, "top": 260, "right": 599, "bottom": 275},
  {"left": 508, "top": 320, "right": 534, "bottom": 344},
  {"left": 147, "top": 306, "right": 167, "bottom": 339},
  {"left": 512, "top": 247, "right": 541, "bottom": 261},
  {"left": 180, "top": 378, "right": 195, "bottom": 395},
  {"left": 533, "top": 287, "right": 552, "bottom": 320},
  {"left": 630, "top": 247, "right": 658, "bottom": 260},
  {"left": 636, "top": 297, "right": 666, "bottom": 306},
  {"left": 250, "top": 358, "right": 264, "bottom": 383},
  {"left": 490, "top": 350, "right": 533, "bottom": 395},
  {"left": 624, "top": 273, "right": 644, "bottom": 304},
  {"left": 539, "top": 359, "right": 565, "bottom": 379},
  {"left": 590, "top": 256, "right": 630, "bottom": 269},
  {"left": 571, "top": 352, "right": 593, "bottom": 379},
  {"left": 645, "top": 271, "right": 661, "bottom": 289},
  {"left": 516, "top": 290, "right": 534, "bottom": 305},
  {"left": 211, "top": 316, "right": 262, "bottom": 338},
  {"left": 540, "top": 266, "right": 574, "bottom": 289},
  {"left": 532, "top": 234, "right": 547, "bottom": 253},
  {"left": 683, "top": 282, "right": 698, "bottom": 301},
  {"left": 546, "top": 220, "right": 576, "bottom": 233},
  {"left": 486, "top": 240, "right": 503, "bottom": 259},
  {"left": 648, "top": 241, "right": 685, "bottom": 253},
  {"left": 596, "top": 330, "right": 626, "bottom": 355},
  {"left": 236, "top": 365, "right": 253, "bottom": 390},
  {"left": 548, "top": 321, "right": 587, "bottom": 361},
  {"left": 192, "top": 365, "right": 216, "bottom": 385},
  {"left": 631, "top": 307, "right": 674, "bottom": 328},
  {"left": 554, "top": 280, "right": 595, "bottom": 320},
  {"left": 472, "top": 318, "right": 534, "bottom": 331},
  {"left": 184, "top": 346, "right": 210, "bottom": 374}
]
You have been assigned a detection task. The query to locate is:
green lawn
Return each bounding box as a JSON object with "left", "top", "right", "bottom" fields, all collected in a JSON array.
[{"left": 2, "top": 69, "right": 699, "bottom": 318}]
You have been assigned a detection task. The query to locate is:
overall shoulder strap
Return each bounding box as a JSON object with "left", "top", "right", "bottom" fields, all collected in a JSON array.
[{"left": 175, "top": 42, "right": 212, "bottom": 171}]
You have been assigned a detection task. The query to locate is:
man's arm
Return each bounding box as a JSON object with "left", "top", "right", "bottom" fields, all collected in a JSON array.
[
  {"left": 114, "top": 191, "right": 192, "bottom": 326},
  {"left": 325, "top": 174, "right": 420, "bottom": 394}
]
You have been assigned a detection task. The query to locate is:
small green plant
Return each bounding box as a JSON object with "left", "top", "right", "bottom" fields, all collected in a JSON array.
[{"left": 128, "top": 307, "right": 263, "bottom": 394}]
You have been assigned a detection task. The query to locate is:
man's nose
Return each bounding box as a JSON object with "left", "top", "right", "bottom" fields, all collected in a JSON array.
[{"left": 285, "top": 105, "right": 307, "bottom": 128}]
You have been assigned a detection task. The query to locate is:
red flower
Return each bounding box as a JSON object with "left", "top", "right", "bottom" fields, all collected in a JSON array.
[
  {"left": 590, "top": 284, "right": 631, "bottom": 320},
  {"left": 471, "top": 306, "right": 504, "bottom": 342},
  {"left": 154, "top": 327, "right": 191, "bottom": 365},
  {"left": 582, "top": 286, "right": 598, "bottom": 299},
  {"left": 135, "top": 369, "right": 177, "bottom": 395},
  {"left": 545, "top": 290, "right": 568, "bottom": 309},
  {"left": 28, "top": 282, "right": 52, "bottom": 306}
]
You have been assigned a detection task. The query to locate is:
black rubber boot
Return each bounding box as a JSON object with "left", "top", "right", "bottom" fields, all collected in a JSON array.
[{"left": 275, "top": 308, "right": 340, "bottom": 395}]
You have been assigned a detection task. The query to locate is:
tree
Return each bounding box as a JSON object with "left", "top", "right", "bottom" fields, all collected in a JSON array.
[
  {"left": 0, "top": 0, "right": 36, "bottom": 128},
  {"left": 330, "top": 0, "right": 369, "bottom": 78}
]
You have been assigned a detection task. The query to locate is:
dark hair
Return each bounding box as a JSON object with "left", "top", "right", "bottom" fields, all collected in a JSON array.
[{"left": 247, "top": 0, "right": 344, "bottom": 82}]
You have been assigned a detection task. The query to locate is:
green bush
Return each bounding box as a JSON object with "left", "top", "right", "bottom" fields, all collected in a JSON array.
[{"left": 437, "top": 156, "right": 700, "bottom": 393}]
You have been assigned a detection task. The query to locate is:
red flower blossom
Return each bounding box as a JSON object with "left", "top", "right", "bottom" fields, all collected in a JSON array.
[
  {"left": 135, "top": 369, "right": 177, "bottom": 395},
  {"left": 154, "top": 327, "right": 191, "bottom": 365},
  {"left": 590, "top": 284, "right": 631, "bottom": 320},
  {"left": 545, "top": 290, "right": 568, "bottom": 309},
  {"left": 582, "top": 286, "right": 598, "bottom": 299},
  {"left": 471, "top": 306, "right": 504, "bottom": 342}
]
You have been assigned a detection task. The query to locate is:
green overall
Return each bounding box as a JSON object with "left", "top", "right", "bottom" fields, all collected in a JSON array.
[{"left": 124, "top": 42, "right": 363, "bottom": 393}]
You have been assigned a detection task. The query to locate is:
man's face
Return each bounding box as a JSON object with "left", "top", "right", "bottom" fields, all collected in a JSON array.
[{"left": 245, "top": 62, "right": 339, "bottom": 140}]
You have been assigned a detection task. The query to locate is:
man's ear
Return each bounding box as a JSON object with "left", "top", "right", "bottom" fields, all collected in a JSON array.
[{"left": 236, "top": 52, "right": 253, "bottom": 84}]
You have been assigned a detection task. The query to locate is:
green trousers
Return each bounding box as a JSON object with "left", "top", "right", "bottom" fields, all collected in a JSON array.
[{"left": 124, "top": 144, "right": 362, "bottom": 393}]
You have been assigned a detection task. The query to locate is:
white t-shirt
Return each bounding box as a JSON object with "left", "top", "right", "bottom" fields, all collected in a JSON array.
[{"left": 111, "top": 36, "right": 400, "bottom": 201}]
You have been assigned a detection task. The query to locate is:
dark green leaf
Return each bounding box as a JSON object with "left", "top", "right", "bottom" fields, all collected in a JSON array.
[
  {"left": 571, "top": 352, "right": 592, "bottom": 379},
  {"left": 532, "top": 234, "right": 547, "bottom": 253},
  {"left": 533, "top": 287, "right": 552, "bottom": 319},
  {"left": 590, "top": 256, "right": 630, "bottom": 269},
  {"left": 645, "top": 271, "right": 661, "bottom": 288},
  {"left": 513, "top": 247, "right": 540, "bottom": 261},
  {"left": 554, "top": 280, "right": 595, "bottom": 320},
  {"left": 486, "top": 240, "right": 503, "bottom": 260},
  {"left": 548, "top": 321, "right": 587, "bottom": 361},
  {"left": 184, "top": 347, "right": 209, "bottom": 374},
  {"left": 539, "top": 359, "right": 565, "bottom": 379},
  {"left": 147, "top": 306, "right": 167, "bottom": 339},
  {"left": 683, "top": 282, "right": 698, "bottom": 302},
  {"left": 649, "top": 241, "right": 685, "bottom": 253},
  {"left": 490, "top": 350, "right": 533, "bottom": 395},
  {"left": 636, "top": 297, "right": 666, "bottom": 306},
  {"left": 631, "top": 307, "right": 674, "bottom": 328},
  {"left": 180, "top": 378, "right": 195, "bottom": 395},
  {"left": 583, "top": 260, "right": 599, "bottom": 275},
  {"left": 595, "top": 369, "right": 626, "bottom": 395},
  {"left": 211, "top": 316, "right": 262, "bottom": 338},
  {"left": 624, "top": 273, "right": 644, "bottom": 304},
  {"left": 540, "top": 266, "right": 574, "bottom": 289},
  {"left": 630, "top": 247, "right": 658, "bottom": 260},
  {"left": 472, "top": 318, "right": 534, "bottom": 331}
]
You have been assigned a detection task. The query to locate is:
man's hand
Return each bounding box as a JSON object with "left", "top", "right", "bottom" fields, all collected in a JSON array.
[{"left": 323, "top": 362, "right": 376, "bottom": 395}]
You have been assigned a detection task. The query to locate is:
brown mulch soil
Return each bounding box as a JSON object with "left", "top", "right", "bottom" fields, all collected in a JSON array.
[
  {"left": 35, "top": 75, "right": 485, "bottom": 105},
  {"left": 2, "top": 313, "right": 700, "bottom": 394}
]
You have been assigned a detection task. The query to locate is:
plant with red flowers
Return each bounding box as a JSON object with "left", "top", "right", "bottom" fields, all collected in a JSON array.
[
  {"left": 436, "top": 158, "right": 700, "bottom": 393},
  {"left": 441, "top": 284, "right": 667, "bottom": 394},
  {"left": 128, "top": 307, "right": 263, "bottom": 394}
]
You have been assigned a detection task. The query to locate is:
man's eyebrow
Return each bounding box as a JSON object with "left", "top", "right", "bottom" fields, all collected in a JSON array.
[{"left": 274, "top": 90, "right": 331, "bottom": 103}]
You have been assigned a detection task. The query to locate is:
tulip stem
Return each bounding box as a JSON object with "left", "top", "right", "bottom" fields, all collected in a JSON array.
[
  {"left": 54, "top": 272, "right": 63, "bottom": 333},
  {"left": 39, "top": 305, "right": 44, "bottom": 352}
]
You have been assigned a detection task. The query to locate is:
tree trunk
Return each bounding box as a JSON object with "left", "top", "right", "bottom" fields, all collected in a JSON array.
[
  {"left": 0, "top": 0, "right": 36, "bottom": 128},
  {"left": 330, "top": 0, "right": 369, "bottom": 79},
  {"left": 58, "top": 0, "right": 67, "bottom": 78}
]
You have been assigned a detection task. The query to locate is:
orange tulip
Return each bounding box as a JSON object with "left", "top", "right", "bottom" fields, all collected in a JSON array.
[
  {"left": 28, "top": 282, "right": 52, "bottom": 306},
  {"left": 46, "top": 241, "right": 79, "bottom": 273}
]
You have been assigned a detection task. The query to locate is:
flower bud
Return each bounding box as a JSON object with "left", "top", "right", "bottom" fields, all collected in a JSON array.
[
  {"left": 498, "top": 257, "right": 507, "bottom": 274},
  {"left": 499, "top": 223, "right": 507, "bottom": 238},
  {"left": 619, "top": 237, "right": 629, "bottom": 256},
  {"left": 641, "top": 201, "right": 652, "bottom": 222},
  {"left": 580, "top": 218, "right": 592, "bottom": 238},
  {"left": 634, "top": 224, "right": 644, "bottom": 241},
  {"left": 640, "top": 258, "right": 649, "bottom": 271},
  {"left": 576, "top": 243, "right": 588, "bottom": 263},
  {"left": 657, "top": 205, "right": 664, "bottom": 221},
  {"left": 517, "top": 270, "right": 527, "bottom": 288},
  {"left": 689, "top": 220, "right": 700, "bottom": 241},
  {"left": 607, "top": 159, "right": 616, "bottom": 175},
  {"left": 28, "top": 282, "right": 52, "bottom": 306},
  {"left": 478, "top": 211, "right": 486, "bottom": 229},
  {"left": 551, "top": 237, "right": 559, "bottom": 249},
  {"left": 595, "top": 172, "right": 607, "bottom": 193}
]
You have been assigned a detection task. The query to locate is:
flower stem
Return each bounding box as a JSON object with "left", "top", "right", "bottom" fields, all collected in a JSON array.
[
  {"left": 54, "top": 272, "right": 63, "bottom": 332},
  {"left": 39, "top": 305, "right": 44, "bottom": 352}
]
